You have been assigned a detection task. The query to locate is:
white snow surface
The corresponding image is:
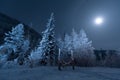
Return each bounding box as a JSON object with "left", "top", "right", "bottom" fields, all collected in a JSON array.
[{"left": 0, "top": 66, "right": 120, "bottom": 80}]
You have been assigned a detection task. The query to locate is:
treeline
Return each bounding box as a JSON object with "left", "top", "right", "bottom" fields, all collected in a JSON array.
[{"left": 0, "top": 13, "right": 120, "bottom": 68}]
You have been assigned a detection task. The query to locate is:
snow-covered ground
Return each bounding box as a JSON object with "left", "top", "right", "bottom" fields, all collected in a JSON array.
[{"left": 0, "top": 66, "right": 120, "bottom": 80}]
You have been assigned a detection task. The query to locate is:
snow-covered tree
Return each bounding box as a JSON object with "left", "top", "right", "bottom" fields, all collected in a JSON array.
[
  {"left": 57, "top": 28, "right": 95, "bottom": 66},
  {"left": 57, "top": 37, "right": 64, "bottom": 51},
  {"left": 71, "top": 28, "right": 80, "bottom": 51},
  {"left": 75, "top": 29, "right": 95, "bottom": 66},
  {"left": 46, "top": 13, "right": 56, "bottom": 65},
  {"left": 4, "top": 24, "right": 25, "bottom": 52},
  {"left": 79, "top": 29, "right": 94, "bottom": 54},
  {"left": 29, "top": 13, "right": 56, "bottom": 65},
  {"left": 64, "top": 34, "right": 73, "bottom": 52},
  {"left": 0, "top": 24, "right": 30, "bottom": 65}
]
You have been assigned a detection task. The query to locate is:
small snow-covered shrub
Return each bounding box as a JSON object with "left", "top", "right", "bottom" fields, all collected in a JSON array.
[
  {"left": 0, "top": 55, "right": 7, "bottom": 62},
  {"left": 29, "top": 49, "right": 43, "bottom": 61},
  {"left": 28, "top": 49, "right": 44, "bottom": 67},
  {"left": 2, "top": 60, "right": 19, "bottom": 69},
  {"left": 0, "top": 55, "right": 7, "bottom": 68}
]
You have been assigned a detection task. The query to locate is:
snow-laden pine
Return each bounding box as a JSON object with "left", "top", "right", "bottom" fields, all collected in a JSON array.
[
  {"left": 0, "top": 24, "right": 30, "bottom": 66},
  {"left": 4, "top": 24, "right": 25, "bottom": 52},
  {"left": 29, "top": 13, "right": 56, "bottom": 65}
]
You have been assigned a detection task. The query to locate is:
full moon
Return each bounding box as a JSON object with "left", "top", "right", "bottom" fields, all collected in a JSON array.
[{"left": 94, "top": 17, "right": 103, "bottom": 25}]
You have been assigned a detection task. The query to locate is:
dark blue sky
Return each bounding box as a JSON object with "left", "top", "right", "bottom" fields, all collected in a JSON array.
[{"left": 0, "top": 0, "right": 120, "bottom": 49}]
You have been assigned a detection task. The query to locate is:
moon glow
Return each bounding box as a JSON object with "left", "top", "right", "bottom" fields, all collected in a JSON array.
[{"left": 95, "top": 17, "right": 103, "bottom": 25}]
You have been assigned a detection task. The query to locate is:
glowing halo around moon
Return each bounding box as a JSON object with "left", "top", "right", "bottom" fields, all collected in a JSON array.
[{"left": 94, "top": 17, "right": 103, "bottom": 25}]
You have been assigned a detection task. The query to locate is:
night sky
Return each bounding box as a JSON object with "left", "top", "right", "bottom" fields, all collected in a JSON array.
[{"left": 0, "top": 0, "right": 120, "bottom": 50}]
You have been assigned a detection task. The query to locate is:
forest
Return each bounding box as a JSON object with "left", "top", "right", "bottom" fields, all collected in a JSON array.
[{"left": 0, "top": 13, "right": 120, "bottom": 69}]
